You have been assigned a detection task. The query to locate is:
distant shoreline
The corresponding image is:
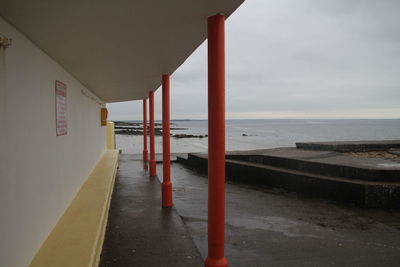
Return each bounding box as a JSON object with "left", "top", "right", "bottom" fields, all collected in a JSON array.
[{"left": 113, "top": 121, "right": 207, "bottom": 139}]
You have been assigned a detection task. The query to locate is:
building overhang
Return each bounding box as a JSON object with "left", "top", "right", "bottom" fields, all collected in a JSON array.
[{"left": 0, "top": 0, "right": 244, "bottom": 102}]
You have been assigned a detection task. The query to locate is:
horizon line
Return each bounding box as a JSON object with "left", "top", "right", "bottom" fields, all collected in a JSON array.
[{"left": 111, "top": 117, "right": 400, "bottom": 122}]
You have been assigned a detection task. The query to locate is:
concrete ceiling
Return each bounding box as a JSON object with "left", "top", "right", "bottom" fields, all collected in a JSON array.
[{"left": 0, "top": 0, "right": 244, "bottom": 102}]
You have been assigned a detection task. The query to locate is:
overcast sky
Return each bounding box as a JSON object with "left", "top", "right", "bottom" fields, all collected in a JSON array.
[{"left": 108, "top": 0, "right": 400, "bottom": 121}]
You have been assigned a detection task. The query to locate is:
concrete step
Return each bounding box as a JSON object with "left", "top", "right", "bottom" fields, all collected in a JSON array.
[
  {"left": 226, "top": 154, "right": 400, "bottom": 182},
  {"left": 296, "top": 140, "right": 400, "bottom": 152},
  {"left": 177, "top": 153, "right": 400, "bottom": 208}
]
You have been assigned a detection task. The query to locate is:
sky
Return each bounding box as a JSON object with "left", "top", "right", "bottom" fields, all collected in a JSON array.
[{"left": 107, "top": 0, "right": 400, "bottom": 121}]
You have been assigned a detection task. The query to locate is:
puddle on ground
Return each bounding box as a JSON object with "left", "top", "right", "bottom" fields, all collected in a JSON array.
[{"left": 228, "top": 215, "right": 323, "bottom": 238}]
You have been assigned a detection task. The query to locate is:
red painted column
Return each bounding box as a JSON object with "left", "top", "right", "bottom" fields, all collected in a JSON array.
[
  {"left": 149, "top": 91, "right": 156, "bottom": 177},
  {"left": 162, "top": 74, "right": 173, "bottom": 208},
  {"left": 143, "top": 99, "right": 148, "bottom": 169},
  {"left": 205, "top": 14, "right": 227, "bottom": 267}
]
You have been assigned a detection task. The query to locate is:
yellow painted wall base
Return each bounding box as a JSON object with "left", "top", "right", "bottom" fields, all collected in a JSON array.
[
  {"left": 106, "top": 121, "right": 115, "bottom": 150},
  {"left": 29, "top": 149, "right": 119, "bottom": 267}
]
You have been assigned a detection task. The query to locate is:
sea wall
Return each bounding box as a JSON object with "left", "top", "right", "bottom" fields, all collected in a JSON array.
[
  {"left": 178, "top": 152, "right": 400, "bottom": 208},
  {"left": 0, "top": 16, "right": 106, "bottom": 266}
]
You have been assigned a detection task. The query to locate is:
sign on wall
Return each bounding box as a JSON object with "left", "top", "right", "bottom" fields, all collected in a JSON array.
[{"left": 55, "top": 80, "right": 67, "bottom": 136}]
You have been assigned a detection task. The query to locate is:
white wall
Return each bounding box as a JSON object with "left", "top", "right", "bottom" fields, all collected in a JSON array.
[{"left": 0, "top": 17, "right": 106, "bottom": 267}]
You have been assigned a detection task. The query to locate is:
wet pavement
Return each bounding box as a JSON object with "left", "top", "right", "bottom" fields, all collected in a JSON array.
[
  {"left": 102, "top": 153, "right": 400, "bottom": 267},
  {"left": 100, "top": 154, "right": 203, "bottom": 267},
  {"left": 166, "top": 157, "right": 400, "bottom": 267}
]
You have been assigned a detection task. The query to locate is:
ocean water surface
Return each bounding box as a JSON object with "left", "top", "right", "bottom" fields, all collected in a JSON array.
[{"left": 116, "top": 119, "right": 400, "bottom": 154}]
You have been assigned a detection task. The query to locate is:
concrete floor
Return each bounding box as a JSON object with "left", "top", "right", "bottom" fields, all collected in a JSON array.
[
  {"left": 100, "top": 154, "right": 203, "bottom": 267},
  {"left": 102, "top": 154, "right": 400, "bottom": 267}
]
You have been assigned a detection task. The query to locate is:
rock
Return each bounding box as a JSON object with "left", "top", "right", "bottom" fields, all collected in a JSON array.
[{"left": 172, "top": 134, "right": 208, "bottom": 139}]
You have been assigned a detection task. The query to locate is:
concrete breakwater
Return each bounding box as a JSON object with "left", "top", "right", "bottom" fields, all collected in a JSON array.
[{"left": 177, "top": 141, "right": 400, "bottom": 208}]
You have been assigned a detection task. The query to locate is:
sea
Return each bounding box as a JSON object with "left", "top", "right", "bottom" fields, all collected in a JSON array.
[{"left": 116, "top": 119, "right": 400, "bottom": 154}]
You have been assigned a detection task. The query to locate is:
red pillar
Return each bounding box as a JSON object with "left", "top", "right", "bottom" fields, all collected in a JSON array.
[
  {"left": 205, "top": 14, "right": 227, "bottom": 267},
  {"left": 143, "top": 99, "right": 148, "bottom": 169},
  {"left": 149, "top": 91, "right": 156, "bottom": 177},
  {"left": 162, "top": 74, "right": 173, "bottom": 208}
]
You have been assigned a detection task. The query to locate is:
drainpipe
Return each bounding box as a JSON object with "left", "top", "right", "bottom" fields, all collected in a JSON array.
[
  {"left": 0, "top": 38, "right": 8, "bottom": 185},
  {"left": 162, "top": 74, "right": 173, "bottom": 208},
  {"left": 204, "top": 14, "right": 227, "bottom": 267}
]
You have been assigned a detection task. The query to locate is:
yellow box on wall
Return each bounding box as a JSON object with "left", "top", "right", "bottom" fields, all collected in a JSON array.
[{"left": 100, "top": 108, "right": 108, "bottom": 126}]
